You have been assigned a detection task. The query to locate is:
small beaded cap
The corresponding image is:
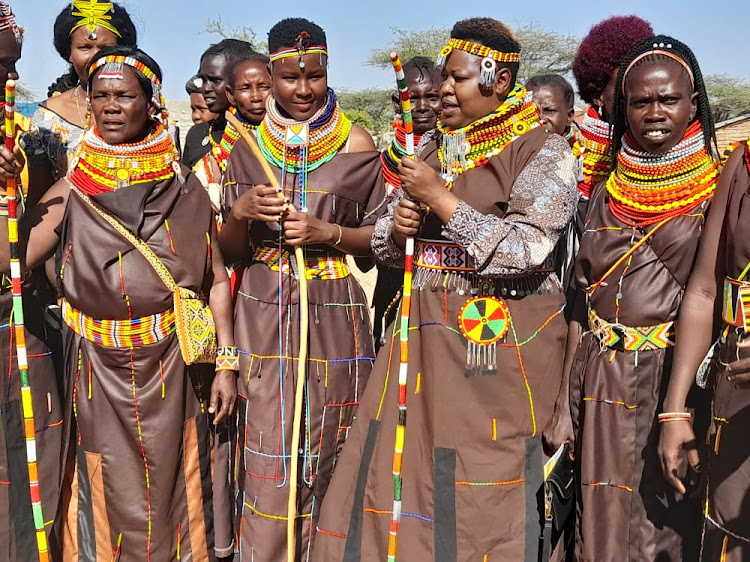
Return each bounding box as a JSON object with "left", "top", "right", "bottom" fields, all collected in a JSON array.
[
  {"left": 0, "top": 2, "right": 21, "bottom": 44},
  {"left": 70, "top": 0, "right": 121, "bottom": 39}
]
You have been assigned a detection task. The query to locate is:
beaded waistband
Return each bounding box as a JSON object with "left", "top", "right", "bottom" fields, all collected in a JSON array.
[
  {"left": 588, "top": 307, "right": 675, "bottom": 352},
  {"left": 414, "top": 239, "right": 475, "bottom": 272},
  {"left": 62, "top": 299, "right": 175, "bottom": 347},
  {"left": 723, "top": 277, "right": 750, "bottom": 331},
  {"left": 252, "top": 245, "right": 350, "bottom": 280}
]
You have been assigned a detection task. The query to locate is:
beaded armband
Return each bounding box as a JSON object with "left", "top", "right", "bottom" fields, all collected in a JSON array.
[
  {"left": 657, "top": 412, "right": 692, "bottom": 423},
  {"left": 216, "top": 346, "right": 239, "bottom": 372}
]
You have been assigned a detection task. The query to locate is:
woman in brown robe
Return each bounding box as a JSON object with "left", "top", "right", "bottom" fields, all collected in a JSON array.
[
  {"left": 569, "top": 36, "right": 718, "bottom": 561},
  {"left": 0, "top": 46, "right": 237, "bottom": 561},
  {"left": 313, "top": 18, "right": 577, "bottom": 561},
  {"left": 659, "top": 141, "right": 750, "bottom": 560},
  {"left": 218, "top": 18, "right": 385, "bottom": 561}
]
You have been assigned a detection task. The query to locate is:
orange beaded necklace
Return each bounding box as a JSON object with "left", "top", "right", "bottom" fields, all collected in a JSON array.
[{"left": 606, "top": 121, "right": 718, "bottom": 227}]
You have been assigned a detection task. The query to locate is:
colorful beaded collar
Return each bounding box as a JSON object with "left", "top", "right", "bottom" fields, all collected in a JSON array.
[
  {"left": 437, "top": 84, "right": 539, "bottom": 184},
  {"left": 211, "top": 107, "right": 259, "bottom": 173},
  {"left": 257, "top": 88, "right": 351, "bottom": 173},
  {"left": 607, "top": 120, "right": 718, "bottom": 226},
  {"left": 67, "top": 124, "right": 178, "bottom": 195},
  {"left": 577, "top": 107, "right": 613, "bottom": 198},
  {"left": 381, "top": 117, "right": 423, "bottom": 189}
]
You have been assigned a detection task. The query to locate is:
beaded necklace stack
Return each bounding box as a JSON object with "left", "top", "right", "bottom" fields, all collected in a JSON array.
[
  {"left": 211, "top": 108, "right": 260, "bottom": 173},
  {"left": 577, "top": 106, "right": 613, "bottom": 198},
  {"left": 437, "top": 84, "right": 540, "bottom": 185},
  {"left": 606, "top": 120, "right": 718, "bottom": 227},
  {"left": 68, "top": 124, "right": 178, "bottom": 195},
  {"left": 381, "top": 117, "right": 422, "bottom": 188},
  {"left": 257, "top": 88, "right": 351, "bottom": 175}
]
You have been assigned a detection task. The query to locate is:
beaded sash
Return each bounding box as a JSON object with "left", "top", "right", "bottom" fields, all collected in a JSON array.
[
  {"left": 723, "top": 277, "right": 750, "bottom": 332},
  {"left": 588, "top": 307, "right": 675, "bottom": 352},
  {"left": 253, "top": 245, "right": 350, "bottom": 280},
  {"left": 62, "top": 299, "right": 175, "bottom": 347}
]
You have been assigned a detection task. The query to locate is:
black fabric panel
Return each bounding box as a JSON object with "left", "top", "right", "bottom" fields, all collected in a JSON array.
[
  {"left": 524, "top": 436, "right": 543, "bottom": 562},
  {"left": 76, "top": 446, "right": 96, "bottom": 562},
  {"left": 343, "top": 419, "right": 381, "bottom": 561},
  {"left": 195, "top": 412, "right": 217, "bottom": 562},
  {"left": 433, "top": 447, "right": 457, "bottom": 562},
  {"left": 2, "top": 399, "right": 36, "bottom": 562}
]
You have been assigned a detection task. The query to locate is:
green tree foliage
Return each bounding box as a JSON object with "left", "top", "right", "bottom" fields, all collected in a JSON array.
[
  {"left": 204, "top": 17, "right": 268, "bottom": 53},
  {"left": 367, "top": 27, "right": 449, "bottom": 67},
  {"left": 16, "top": 82, "right": 33, "bottom": 101},
  {"left": 337, "top": 88, "right": 393, "bottom": 139},
  {"left": 705, "top": 74, "right": 750, "bottom": 124}
]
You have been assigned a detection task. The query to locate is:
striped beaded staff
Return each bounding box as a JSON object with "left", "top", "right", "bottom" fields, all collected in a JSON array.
[
  {"left": 226, "top": 110, "right": 310, "bottom": 562},
  {"left": 5, "top": 79, "right": 50, "bottom": 562},
  {"left": 388, "top": 52, "right": 415, "bottom": 562}
]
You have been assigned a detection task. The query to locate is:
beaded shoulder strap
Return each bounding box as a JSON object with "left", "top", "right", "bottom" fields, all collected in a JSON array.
[{"left": 68, "top": 181, "right": 178, "bottom": 294}]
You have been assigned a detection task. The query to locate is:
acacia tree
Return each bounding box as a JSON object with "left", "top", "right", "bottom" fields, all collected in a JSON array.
[
  {"left": 204, "top": 17, "right": 267, "bottom": 53},
  {"left": 705, "top": 74, "right": 750, "bottom": 124}
]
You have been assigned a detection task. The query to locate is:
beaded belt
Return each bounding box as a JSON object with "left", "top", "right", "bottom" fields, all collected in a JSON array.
[
  {"left": 252, "top": 245, "right": 350, "bottom": 280},
  {"left": 723, "top": 277, "right": 750, "bottom": 331},
  {"left": 62, "top": 299, "right": 175, "bottom": 347},
  {"left": 414, "top": 239, "right": 475, "bottom": 272},
  {"left": 588, "top": 307, "right": 675, "bottom": 352}
]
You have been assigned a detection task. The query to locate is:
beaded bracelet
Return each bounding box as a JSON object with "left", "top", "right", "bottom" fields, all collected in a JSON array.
[
  {"left": 216, "top": 346, "right": 239, "bottom": 372},
  {"left": 657, "top": 412, "right": 693, "bottom": 423}
]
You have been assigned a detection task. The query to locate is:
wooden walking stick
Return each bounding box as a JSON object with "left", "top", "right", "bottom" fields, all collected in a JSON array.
[
  {"left": 387, "top": 52, "right": 416, "bottom": 562},
  {"left": 5, "top": 79, "right": 50, "bottom": 561},
  {"left": 227, "top": 110, "right": 309, "bottom": 562}
]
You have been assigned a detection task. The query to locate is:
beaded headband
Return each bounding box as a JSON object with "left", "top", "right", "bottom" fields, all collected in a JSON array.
[
  {"left": 88, "top": 55, "right": 167, "bottom": 123},
  {"left": 622, "top": 42, "right": 694, "bottom": 95},
  {"left": 70, "top": 0, "right": 121, "bottom": 40},
  {"left": 270, "top": 31, "right": 327, "bottom": 69},
  {"left": 436, "top": 38, "right": 520, "bottom": 88},
  {"left": 0, "top": 2, "right": 21, "bottom": 45}
]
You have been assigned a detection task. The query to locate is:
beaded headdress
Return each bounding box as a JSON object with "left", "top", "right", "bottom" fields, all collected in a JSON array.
[
  {"left": 88, "top": 55, "right": 167, "bottom": 124},
  {"left": 0, "top": 2, "right": 21, "bottom": 45},
  {"left": 270, "top": 31, "right": 327, "bottom": 69},
  {"left": 70, "top": 0, "right": 121, "bottom": 40},
  {"left": 436, "top": 38, "right": 520, "bottom": 88},
  {"left": 622, "top": 42, "right": 694, "bottom": 94}
]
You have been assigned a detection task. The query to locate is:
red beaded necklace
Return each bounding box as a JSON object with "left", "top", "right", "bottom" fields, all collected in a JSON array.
[{"left": 380, "top": 118, "right": 423, "bottom": 189}]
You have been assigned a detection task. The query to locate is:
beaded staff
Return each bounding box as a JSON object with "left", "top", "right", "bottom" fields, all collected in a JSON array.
[
  {"left": 227, "top": 110, "right": 309, "bottom": 562},
  {"left": 5, "top": 79, "right": 50, "bottom": 561},
  {"left": 388, "top": 52, "right": 415, "bottom": 562}
]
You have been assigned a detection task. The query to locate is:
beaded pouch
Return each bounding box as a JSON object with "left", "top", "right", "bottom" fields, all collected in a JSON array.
[{"left": 71, "top": 184, "right": 217, "bottom": 364}]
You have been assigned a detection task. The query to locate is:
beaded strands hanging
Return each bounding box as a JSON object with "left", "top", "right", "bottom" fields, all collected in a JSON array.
[
  {"left": 387, "top": 52, "right": 414, "bottom": 562},
  {"left": 5, "top": 79, "right": 50, "bottom": 562}
]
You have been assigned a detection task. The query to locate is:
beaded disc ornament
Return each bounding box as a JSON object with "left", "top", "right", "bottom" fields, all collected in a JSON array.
[{"left": 458, "top": 296, "right": 509, "bottom": 344}]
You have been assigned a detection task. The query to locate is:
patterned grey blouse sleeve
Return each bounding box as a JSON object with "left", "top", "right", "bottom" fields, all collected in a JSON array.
[
  {"left": 441, "top": 133, "right": 578, "bottom": 277},
  {"left": 371, "top": 188, "right": 406, "bottom": 267}
]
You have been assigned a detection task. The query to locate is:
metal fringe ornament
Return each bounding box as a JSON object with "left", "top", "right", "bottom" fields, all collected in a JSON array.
[
  {"left": 5, "top": 79, "right": 50, "bottom": 561},
  {"left": 387, "top": 52, "right": 415, "bottom": 562},
  {"left": 226, "top": 110, "right": 310, "bottom": 562}
]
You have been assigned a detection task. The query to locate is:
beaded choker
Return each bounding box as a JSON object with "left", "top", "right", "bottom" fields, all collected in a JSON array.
[
  {"left": 577, "top": 107, "right": 612, "bottom": 198},
  {"left": 257, "top": 88, "right": 351, "bottom": 175},
  {"left": 211, "top": 108, "right": 259, "bottom": 173},
  {"left": 606, "top": 120, "right": 718, "bottom": 227},
  {"left": 437, "top": 85, "right": 539, "bottom": 184},
  {"left": 381, "top": 118, "right": 423, "bottom": 189},
  {"left": 68, "top": 124, "right": 178, "bottom": 195}
]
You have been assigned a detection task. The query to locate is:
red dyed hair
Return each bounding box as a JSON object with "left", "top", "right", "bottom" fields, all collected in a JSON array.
[{"left": 572, "top": 16, "right": 653, "bottom": 105}]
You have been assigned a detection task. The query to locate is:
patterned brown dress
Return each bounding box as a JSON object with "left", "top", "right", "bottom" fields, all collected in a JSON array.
[
  {"left": 58, "top": 174, "right": 230, "bottom": 561},
  {"left": 222, "top": 138, "right": 385, "bottom": 561},
  {"left": 570, "top": 183, "right": 708, "bottom": 561},
  {"left": 313, "top": 127, "right": 577, "bottom": 561}
]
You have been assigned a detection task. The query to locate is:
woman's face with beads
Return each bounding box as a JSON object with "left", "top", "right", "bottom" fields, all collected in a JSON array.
[
  {"left": 69, "top": 26, "right": 119, "bottom": 84},
  {"left": 439, "top": 49, "right": 513, "bottom": 129},
  {"left": 624, "top": 58, "right": 697, "bottom": 154},
  {"left": 90, "top": 66, "right": 151, "bottom": 145},
  {"left": 270, "top": 51, "right": 328, "bottom": 121}
]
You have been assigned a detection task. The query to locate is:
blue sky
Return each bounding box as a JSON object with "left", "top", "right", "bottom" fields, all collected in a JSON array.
[{"left": 12, "top": 0, "right": 750, "bottom": 101}]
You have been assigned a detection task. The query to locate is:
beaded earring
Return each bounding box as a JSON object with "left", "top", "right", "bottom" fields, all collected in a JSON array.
[{"left": 479, "top": 56, "right": 496, "bottom": 89}]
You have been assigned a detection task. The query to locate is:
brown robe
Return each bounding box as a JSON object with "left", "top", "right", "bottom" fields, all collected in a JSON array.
[
  {"left": 313, "top": 127, "right": 578, "bottom": 561},
  {"left": 703, "top": 154, "right": 750, "bottom": 561},
  {"left": 0, "top": 280, "right": 64, "bottom": 562},
  {"left": 58, "top": 174, "right": 230, "bottom": 561},
  {"left": 570, "top": 182, "right": 708, "bottom": 561},
  {"left": 222, "top": 138, "right": 385, "bottom": 561}
]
